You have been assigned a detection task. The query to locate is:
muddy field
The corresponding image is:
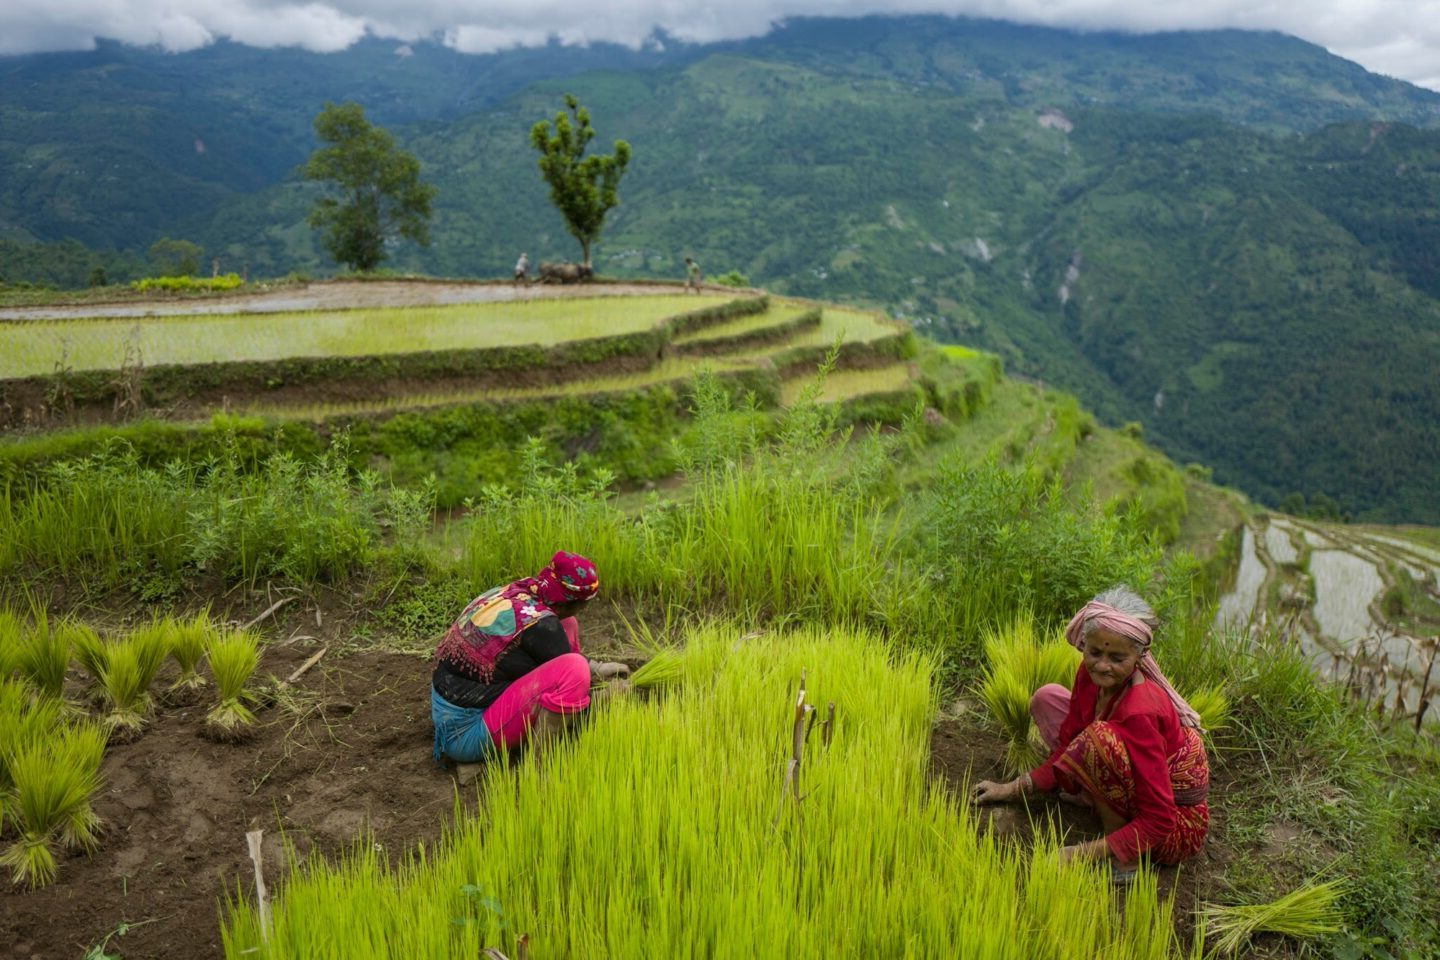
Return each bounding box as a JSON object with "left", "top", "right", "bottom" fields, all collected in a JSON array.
[{"left": 2, "top": 589, "right": 1232, "bottom": 958}]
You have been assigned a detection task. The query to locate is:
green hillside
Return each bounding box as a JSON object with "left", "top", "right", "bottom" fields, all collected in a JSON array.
[
  {"left": 5, "top": 17, "right": 1440, "bottom": 523},
  {"left": 205, "top": 64, "right": 1430, "bottom": 524}
]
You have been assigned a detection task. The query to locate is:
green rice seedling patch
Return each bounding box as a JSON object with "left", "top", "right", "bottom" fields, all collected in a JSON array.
[
  {"left": 671, "top": 302, "right": 817, "bottom": 345},
  {"left": 0, "top": 296, "right": 730, "bottom": 377},
  {"left": 223, "top": 624, "right": 1178, "bottom": 958},
  {"left": 773, "top": 305, "right": 900, "bottom": 348},
  {"left": 241, "top": 354, "right": 765, "bottom": 421},
  {"left": 780, "top": 362, "right": 914, "bottom": 405}
]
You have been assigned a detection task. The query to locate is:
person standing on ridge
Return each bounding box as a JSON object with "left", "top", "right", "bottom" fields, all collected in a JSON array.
[
  {"left": 685, "top": 256, "right": 702, "bottom": 294},
  {"left": 514, "top": 252, "right": 530, "bottom": 285}
]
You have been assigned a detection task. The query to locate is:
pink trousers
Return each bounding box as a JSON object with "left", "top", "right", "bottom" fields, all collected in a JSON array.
[
  {"left": 483, "top": 651, "right": 592, "bottom": 750},
  {"left": 1030, "top": 683, "right": 1072, "bottom": 751}
]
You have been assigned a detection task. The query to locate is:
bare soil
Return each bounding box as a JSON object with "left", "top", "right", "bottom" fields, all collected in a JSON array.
[{"left": 3, "top": 598, "right": 1230, "bottom": 959}]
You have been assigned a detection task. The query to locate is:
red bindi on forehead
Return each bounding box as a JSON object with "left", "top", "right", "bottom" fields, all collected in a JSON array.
[{"left": 1088, "top": 627, "right": 1139, "bottom": 655}]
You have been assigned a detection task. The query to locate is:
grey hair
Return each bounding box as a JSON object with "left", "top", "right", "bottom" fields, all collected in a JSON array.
[{"left": 1082, "top": 584, "right": 1160, "bottom": 641}]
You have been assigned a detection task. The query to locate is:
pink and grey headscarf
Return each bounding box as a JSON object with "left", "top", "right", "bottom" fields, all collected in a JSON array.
[
  {"left": 521, "top": 550, "right": 601, "bottom": 606},
  {"left": 1064, "top": 600, "right": 1202, "bottom": 729}
]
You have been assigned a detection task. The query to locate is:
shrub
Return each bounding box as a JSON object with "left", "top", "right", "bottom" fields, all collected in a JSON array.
[{"left": 130, "top": 273, "right": 243, "bottom": 293}]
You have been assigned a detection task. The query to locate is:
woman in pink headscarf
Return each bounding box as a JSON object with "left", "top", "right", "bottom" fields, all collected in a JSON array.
[
  {"left": 430, "top": 550, "right": 630, "bottom": 771},
  {"left": 972, "top": 586, "right": 1209, "bottom": 877}
]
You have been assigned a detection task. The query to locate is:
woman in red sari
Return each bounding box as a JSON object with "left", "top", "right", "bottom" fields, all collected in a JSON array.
[{"left": 973, "top": 586, "right": 1209, "bottom": 877}]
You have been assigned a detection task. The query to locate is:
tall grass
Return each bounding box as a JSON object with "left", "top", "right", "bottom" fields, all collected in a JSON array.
[
  {"left": 0, "top": 440, "right": 418, "bottom": 589},
  {"left": 454, "top": 367, "right": 919, "bottom": 640},
  {"left": 223, "top": 625, "right": 1179, "bottom": 958}
]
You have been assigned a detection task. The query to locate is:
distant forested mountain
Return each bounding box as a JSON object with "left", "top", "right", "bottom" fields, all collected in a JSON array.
[{"left": 3, "top": 16, "right": 1439, "bottom": 522}]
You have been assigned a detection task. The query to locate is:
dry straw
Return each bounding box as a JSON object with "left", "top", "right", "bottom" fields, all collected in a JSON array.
[{"left": 1200, "top": 878, "right": 1344, "bottom": 956}]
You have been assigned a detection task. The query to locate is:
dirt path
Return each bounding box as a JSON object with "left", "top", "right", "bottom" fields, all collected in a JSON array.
[{"left": 0, "top": 280, "right": 698, "bottom": 322}]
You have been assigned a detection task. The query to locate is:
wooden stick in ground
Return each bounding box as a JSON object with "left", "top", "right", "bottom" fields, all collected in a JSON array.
[
  {"left": 1416, "top": 643, "right": 1437, "bottom": 733},
  {"left": 284, "top": 646, "right": 330, "bottom": 685},
  {"left": 241, "top": 595, "right": 296, "bottom": 632},
  {"left": 821, "top": 701, "right": 836, "bottom": 748},
  {"left": 773, "top": 670, "right": 813, "bottom": 828},
  {"left": 245, "top": 829, "right": 272, "bottom": 943}
]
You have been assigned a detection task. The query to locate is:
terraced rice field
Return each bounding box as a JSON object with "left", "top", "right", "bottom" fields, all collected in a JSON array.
[{"left": 0, "top": 296, "right": 730, "bottom": 377}]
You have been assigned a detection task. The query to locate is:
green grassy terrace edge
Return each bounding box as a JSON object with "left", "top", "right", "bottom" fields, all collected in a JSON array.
[{"left": 0, "top": 339, "right": 1002, "bottom": 508}]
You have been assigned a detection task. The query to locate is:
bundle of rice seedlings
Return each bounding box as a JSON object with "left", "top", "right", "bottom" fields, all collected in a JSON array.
[
  {"left": 61, "top": 619, "right": 108, "bottom": 704},
  {"left": 165, "top": 611, "right": 214, "bottom": 702},
  {"left": 13, "top": 607, "right": 69, "bottom": 700},
  {"left": 96, "top": 625, "right": 170, "bottom": 738},
  {"left": 1186, "top": 685, "right": 1229, "bottom": 735},
  {"left": 1200, "top": 878, "right": 1344, "bottom": 956},
  {"left": 0, "top": 719, "right": 106, "bottom": 888},
  {"left": 630, "top": 649, "right": 684, "bottom": 689},
  {"left": 57, "top": 721, "right": 108, "bottom": 853},
  {"left": 205, "top": 631, "right": 261, "bottom": 742},
  {"left": 977, "top": 618, "right": 1079, "bottom": 772},
  {"left": 0, "top": 609, "right": 24, "bottom": 679}
]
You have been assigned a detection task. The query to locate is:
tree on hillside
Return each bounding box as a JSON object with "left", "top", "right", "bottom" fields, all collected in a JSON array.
[
  {"left": 304, "top": 101, "right": 437, "bottom": 273},
  {"left": 149, "top": 237, "right": 202, "bottom": 277},
  {"left": 530, "top": 95, "right": 632, "bottom": 270}
]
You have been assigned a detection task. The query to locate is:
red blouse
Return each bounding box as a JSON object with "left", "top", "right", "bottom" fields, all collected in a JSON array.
[{"left": 1028, "top": 667, "right": 1189, "bottom": 864}]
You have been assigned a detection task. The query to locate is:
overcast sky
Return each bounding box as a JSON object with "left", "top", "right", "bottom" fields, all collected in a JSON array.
[{"left": 3, "top": 1, "right": 1439, "bottom": 92}]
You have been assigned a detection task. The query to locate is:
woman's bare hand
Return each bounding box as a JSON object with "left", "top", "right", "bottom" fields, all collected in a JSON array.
[
  {"left": 971, "top": 779, "right": 1019, "bottom": 805},
  {"left": 593, "top": 661, "right": 630, "bottom": 680},
  {"left": 591, "top": 678, "right": 631, "bottom": 704}
]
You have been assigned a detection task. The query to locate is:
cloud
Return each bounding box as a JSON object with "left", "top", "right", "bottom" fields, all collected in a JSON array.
[{"left": 1, "top": 0, "right": 1437, "bottom": 91}]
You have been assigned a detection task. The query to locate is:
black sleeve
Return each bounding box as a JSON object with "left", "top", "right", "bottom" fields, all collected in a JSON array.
[{"left": 517, "top": 616, "right": 574, "bottom": 666}]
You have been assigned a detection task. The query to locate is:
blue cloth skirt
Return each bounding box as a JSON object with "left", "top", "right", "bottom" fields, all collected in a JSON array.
[{"left": 431, "top": 687, "right": 496, "bottom": 764}]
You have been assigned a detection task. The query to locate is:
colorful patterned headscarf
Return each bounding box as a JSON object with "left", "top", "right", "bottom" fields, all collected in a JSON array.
[
  {"left": 530, "top": 550, "right": 600, "bottom": 606},
  {"left": 1065, "top": 600, "right": 1202, "bottom": 729}
]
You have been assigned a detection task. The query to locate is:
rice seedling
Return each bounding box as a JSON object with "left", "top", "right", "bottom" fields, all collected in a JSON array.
[
  {"left": 60, "top": 618, "right": 108, "bottom": 703},
  {"left": 0, "top": 717, "right": 107, "bottom": 887},
  {"left": 205, "top": 631, "right": 261, "bottom": 742},
  {"left": 779, "top": 362, "right": 915, "bottom": 406},
  {"left": 978, "top": 617, "right": 1080, "bottom": 772},
  {"left": 12, "top": 606, "right": 69, "bottom": 700},
  {"left": 165, "top": 611, "right": 214, "bottom": 701},
  {"left": 0, "top": 609, "right": 23, "bottom": 679},
  {"left": 628, "top": 649, "right": 683, "bottom": 689},
  {"left": 0, "top": 679, "right": 62, "bottom": 826},
  {"left": 1185, "top": 685, "right": 1229, "bottom": 735},
  {"left": 56, "top": 720, "right": 107, "bottom": 853},
  {"left": 0, "top": 296, "right": 723, "bottom": 376},
  {"left": 90, "top": 620, "right": 170, "bottom": 737},
  {"left": 222, "top": 624, "right": 1178, "bottom": 959},
  {"left": 1200, "top": 878, "right": 1345, "bottom": 956}
]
